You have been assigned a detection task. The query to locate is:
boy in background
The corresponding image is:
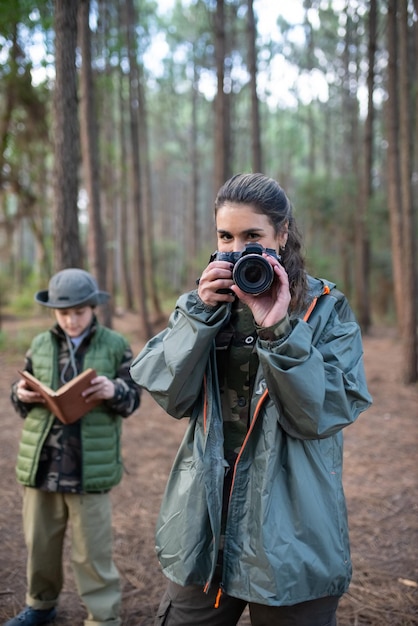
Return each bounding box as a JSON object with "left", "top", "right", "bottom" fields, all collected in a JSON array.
[{"left": 5, "top": 268, "right": 141, "bottom": 626}]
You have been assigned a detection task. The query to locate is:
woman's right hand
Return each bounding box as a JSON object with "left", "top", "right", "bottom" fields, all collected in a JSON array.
[{"left": 197, "top": 261, "right": 236, "bottom": 307}]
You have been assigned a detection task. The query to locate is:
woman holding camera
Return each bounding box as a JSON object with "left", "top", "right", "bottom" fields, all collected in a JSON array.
[{"left": 130, "top": 173, "right": 372, "bottom": 626}]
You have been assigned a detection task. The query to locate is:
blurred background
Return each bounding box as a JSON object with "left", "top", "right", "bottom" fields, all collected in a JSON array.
[{"left": 0, "top": 0, "right": 417, "bottom": 380}]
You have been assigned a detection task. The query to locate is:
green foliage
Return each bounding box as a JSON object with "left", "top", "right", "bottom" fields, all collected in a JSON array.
[
  {"left": 0, "top": 272, "right": 11, "bottom": 308},
  {"left": 0, "top": 324, "right": 37, "bottom": 355},
  {"left": 295, "top": 174, "right": 340, "bottom": 227},
  {"left": 153, "top": 238, "right": 187, "bottom": 295},
  {"left": 305, "top": 244, "right": 340, "bottom": 282},
  {"left": 158, "top": 293, "right": 181, "bottom": 315},
  {"left": 6, "top": 271, "right": 39, "bottom": 316},
  {"left": 290, "top": 173, "right": 356, "bottom": 286},
  {"left": 0, "top": 269, "right": 50, "bottom": 354},
  {"left": 10, "top": 289, "right": 37, "bottom": 316},
  {"left": 0, "top": 0, "right": 39, "bottom": 33}
]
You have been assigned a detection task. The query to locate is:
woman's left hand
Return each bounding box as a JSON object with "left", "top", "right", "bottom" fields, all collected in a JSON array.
[{"left": 231, "top": 254, "right": 291, "bottom": 327}]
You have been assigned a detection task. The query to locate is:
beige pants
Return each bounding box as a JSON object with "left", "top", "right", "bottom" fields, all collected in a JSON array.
[{"left": 23, "top": 487, "right": 121, "bottom": 626}]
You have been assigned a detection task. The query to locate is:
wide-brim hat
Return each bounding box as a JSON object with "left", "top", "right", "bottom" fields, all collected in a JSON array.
[{"left": 35, "top": 268, "right": 110, "bottom": 309}]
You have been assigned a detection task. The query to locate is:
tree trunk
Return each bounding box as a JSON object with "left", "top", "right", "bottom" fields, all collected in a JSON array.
[
  {"left": 78, "top": 0, "right": 111, "bottom": 326},
  {"left": 340, "top": 7, "right": 359, "bottom": 300},
  {"left": 386, "top": 0, "right": 404, "bottom": 328},
  {"left": 118, "top": 73, "right": 134, "bottom": 312},
  {"left": 124, "top": 0, "right": 152, "bottom": 338},
  {"left": 304, "top": 2, "right": 316, "bottom": 174},
  {"left": 214, "top": 0, "right": 227, "bottom": 193},
  {"left": 137, "top": 60, "right": 163, "bottom": 319},
  {"left": 247, "top": 0, "right": 262, "bottom": 172},
  {"left": 53, "top": 0, "right": 82, "bottom": 270},
  {"left": 187, "top": 57, "right": 200, "bottom": 289},
  {"left": 96, "top": 0, "right": 117, "bottom": 312},
  {"left": 355, "top": 0, "right": 376, "bottom": 332},
  {"left": 115, "top": 2, "right": 134, "bottom": 312},
  {"left": 398, "top": 0, "right": 417, "bottom": 382}
]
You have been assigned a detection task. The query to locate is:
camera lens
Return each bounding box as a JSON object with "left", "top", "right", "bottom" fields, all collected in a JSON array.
[{"left": 233, "top": 255, "right": 274, "bottom": 295}]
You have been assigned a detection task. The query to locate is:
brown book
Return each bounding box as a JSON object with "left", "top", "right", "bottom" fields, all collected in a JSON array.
[{"left": 18, "top": 368, "right": 101, "bottom": 424}]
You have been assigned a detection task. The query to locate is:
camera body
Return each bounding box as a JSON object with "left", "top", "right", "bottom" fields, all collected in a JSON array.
[{"left": 211, "top": 242, "right": 281, "bottom": 295}]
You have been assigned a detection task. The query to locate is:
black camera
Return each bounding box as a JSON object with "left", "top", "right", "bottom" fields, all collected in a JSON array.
[{"left": 211, "top": 242, "right": 281, "bottom": 295}]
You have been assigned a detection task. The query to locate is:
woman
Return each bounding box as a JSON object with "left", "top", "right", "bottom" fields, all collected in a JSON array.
[{"left": 130, "top": 173, "right": 372, "bottom": 626}]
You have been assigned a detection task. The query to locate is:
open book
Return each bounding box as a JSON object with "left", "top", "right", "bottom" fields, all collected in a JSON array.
[{"left": 19, "top": 368, "right": 101, "bottom": 424}]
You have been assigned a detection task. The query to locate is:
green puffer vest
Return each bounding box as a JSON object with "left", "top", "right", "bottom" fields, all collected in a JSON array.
[{"left": 16, "top": 325, "right": 128, "bottom": 492}]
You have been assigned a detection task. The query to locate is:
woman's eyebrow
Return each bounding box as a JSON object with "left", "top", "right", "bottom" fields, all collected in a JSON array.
[{"left": 216, "top": 227, "right": 265, "bottom": 235}]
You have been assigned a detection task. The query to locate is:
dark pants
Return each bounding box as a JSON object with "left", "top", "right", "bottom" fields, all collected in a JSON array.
[{"left": 155, "top": 580, "right": 339, "bottom": 626}]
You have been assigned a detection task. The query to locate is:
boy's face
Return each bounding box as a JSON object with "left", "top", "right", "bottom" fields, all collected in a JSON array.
[{"left": 54, "top": 306, "right": 94, "bottom": 338}]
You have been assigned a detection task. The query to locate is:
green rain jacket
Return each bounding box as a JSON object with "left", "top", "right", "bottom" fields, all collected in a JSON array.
[{"left": 130, "top": 276, "right": 372, "bottom": 606}]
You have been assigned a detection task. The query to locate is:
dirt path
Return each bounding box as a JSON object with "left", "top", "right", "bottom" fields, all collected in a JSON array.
[{"left": 0, "top": 316, "right": 417, "bottom": 625}]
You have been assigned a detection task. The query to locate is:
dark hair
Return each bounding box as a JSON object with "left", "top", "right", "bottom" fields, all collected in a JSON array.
[{"left": 214, "top": 173, "right": 308, "bottom": 312}]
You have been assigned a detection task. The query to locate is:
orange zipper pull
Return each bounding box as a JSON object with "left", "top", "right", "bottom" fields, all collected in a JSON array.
[{"left": 214, "top": 586, "right": 222, "bottom": 608}]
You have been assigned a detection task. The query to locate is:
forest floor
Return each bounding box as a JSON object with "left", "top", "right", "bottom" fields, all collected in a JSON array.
[{"left": 0, "top": 312, "right": 417, "bottom": 626}]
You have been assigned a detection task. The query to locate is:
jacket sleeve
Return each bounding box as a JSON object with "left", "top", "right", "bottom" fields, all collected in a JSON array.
[
  {"left": 130, "top": 291, "right": 230, "bottom": 418},
  {"left": 257, "top": 292, "right": 372, "bottom": 439},
  {"left": 10, "top": 352, "right": 34, "bottom": 419}
]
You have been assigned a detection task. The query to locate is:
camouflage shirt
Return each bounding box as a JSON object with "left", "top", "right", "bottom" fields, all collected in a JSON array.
[
  {"left": 11, "top": 317, "right": 141, "bottom": 493},
  {"left": 216, "top": 299, "right": 259, "bottom": 458},
  {"left": 215, "top": 299, "right": 259, "bottom": 542}
]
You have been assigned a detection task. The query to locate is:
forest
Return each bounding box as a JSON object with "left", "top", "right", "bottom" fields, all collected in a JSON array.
[
  {"left": 0, "top": 0, "right": 417, "bottom": 381},
  {"left": 1, "top": 3, "right": 418, "bottom": 625}
]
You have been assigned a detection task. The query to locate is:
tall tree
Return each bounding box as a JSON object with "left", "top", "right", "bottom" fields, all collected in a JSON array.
[
  {"left": 137, "top": 56, "right": 163, "bottom": 320},
  {"left": 186, "top": 52, "right": 200, "bottom": 288},
  {"left": 124, "top": 0, "right": 152, "bottom": 338},
  {"left": 214, "top": 0, "right": 229, "bottom": 192},
  {"left": 386, "top": 0, "right": 417, "bottom": 383},
  {"left": 53, "top": 0, "right": 82, "bottom": 269},
  {"left": 117, "top": 71, "right": 135, "bottom": 312},
  {"left": 302, "top": 0, "right": 317, "bottom": 174},
  {"left": 110, "top": 0, "right": 135, "bottom": 312},
  {"left": 95, "top": 0, "right": 118, "bottom": 304},
  {"left": 386, "top": 0, "right": 403, "bottom": 325},
  {"left": 78, "top": 0, "right": 111, "bottom": 326},
  {"left": 354, "top": 0, "right": 376, "bottom": 332},
  {"left": 247, "top": 0, "right": 262, "bottom": 172},
  {"left": 338, "top": 5, "right": 360, "bottom": 298},
  {"left": 398, "top": 0, "right": 417, "bottom": 382}
]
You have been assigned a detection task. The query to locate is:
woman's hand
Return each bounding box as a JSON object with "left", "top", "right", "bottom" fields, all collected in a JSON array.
[
  {"left": 197, "top": 260, "right": 236, "bottom": 307},
  {"left": 232, "top": 254, "right": 291, "bottom": 327}
]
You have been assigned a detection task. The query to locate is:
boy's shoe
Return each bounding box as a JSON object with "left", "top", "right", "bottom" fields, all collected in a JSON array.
[{"left": 3, "top": 606, "right": 56, "bottom": 626}]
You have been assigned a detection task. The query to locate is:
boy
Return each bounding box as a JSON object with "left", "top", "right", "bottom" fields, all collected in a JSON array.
[{"left": 6, "top": 268, "right": 141, "bottom": 626}]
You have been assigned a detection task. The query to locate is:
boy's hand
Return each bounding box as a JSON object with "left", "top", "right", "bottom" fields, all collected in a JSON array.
[
  {"left": 16, "top": 379, "right": 45, "bottom": 404},
  {"left": 82, "top": 375, "right": 115, "bottom": 401}
]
